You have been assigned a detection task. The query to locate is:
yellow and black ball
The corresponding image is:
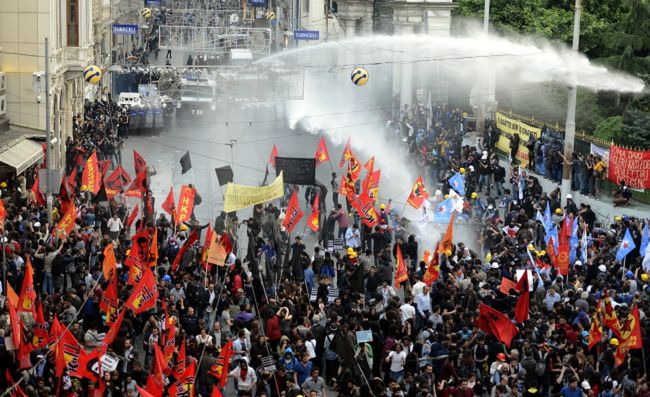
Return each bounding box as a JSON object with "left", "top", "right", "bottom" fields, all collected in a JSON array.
[
  {"left": 141, "top": 8, "right": 152, "bottom": 19},
  {"left": 351, "top": 67, "right": 369, "bottom": 86},
  {"left": 83, "top": 65, "right": 102, "bottom": 85},
  {"left": 265, "top": 10, "right": 276, "bottom": 21}
]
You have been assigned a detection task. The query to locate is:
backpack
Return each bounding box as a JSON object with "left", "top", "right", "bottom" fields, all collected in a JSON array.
[{"left": 324, "top": 334, "right": 338, "bottom": 360}]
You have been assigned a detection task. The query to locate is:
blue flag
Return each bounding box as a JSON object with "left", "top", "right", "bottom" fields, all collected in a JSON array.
[
  {"left": 616, "top": 228, "right": 637, "bottom": 262},
  {"left": 580, "top": 227, "right": 589, "bottom": 263},
  {"left": 535, "top": 210, "right": 545, "bottom": 225},
  {"left": 448, "top": 173, "right": 465, "bottom": 196},
  {"left": 569, "top": 217, "right": 579, "bottom": 264},
  {"left": 543, "top": 202, "right": 553, "bottom": 235},
  {"left": 434, "top": 198, "right": 453, "bottom": 223},
  {"left": 640, "top": 223, "right": 649, "bottom": 256},
  {"left": 545, "top": 225, "right": 559, "bottom": 249}
]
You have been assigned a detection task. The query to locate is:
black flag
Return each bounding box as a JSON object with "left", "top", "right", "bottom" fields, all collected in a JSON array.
[
  {"left": 180, "top": 151, "right": 192, "bottom": 174},
  {"left": 215, "top": 166, "right": 234, "bottom": 186}
]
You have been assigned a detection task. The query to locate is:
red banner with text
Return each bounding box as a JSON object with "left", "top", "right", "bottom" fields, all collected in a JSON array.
[{"left": 608, "top": 145, "right": 650, "bottom": 189}]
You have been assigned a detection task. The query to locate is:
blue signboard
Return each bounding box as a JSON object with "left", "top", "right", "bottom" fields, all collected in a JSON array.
[
  {"left": 249, "top": 0, "right": 267, "bottom": 5},
  {"left": 145, "top": 0, "right": 161, "bottom": 5},
  {"left": 293, "top": 30, "right": 319, "bottom": 40},
  {"left": 112, "top": 24, "right": 139, "bottom": 35}
]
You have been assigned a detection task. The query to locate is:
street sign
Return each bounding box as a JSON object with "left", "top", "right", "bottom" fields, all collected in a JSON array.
[
  {"left": 249, "top": 0, "right": 267, "bottom": 5},
  {"left": 293, "top": 30, "right": 319, "bottom": 40},
  {"left": 145, "top": 0, "right": 161, "bottom": 5},
  {"left": 112, "top": 24, "right": 139, "bottom": 35}
]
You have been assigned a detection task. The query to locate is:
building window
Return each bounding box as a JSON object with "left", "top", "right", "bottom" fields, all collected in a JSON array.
[{"left": 67, "top": 0, "right": 79, "bottom": 46}]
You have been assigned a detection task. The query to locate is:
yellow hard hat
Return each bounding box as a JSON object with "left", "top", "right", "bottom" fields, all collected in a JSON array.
[
  {"left": 445, "top": 249, "right": 452, "bottom": 257},
  {"left": 527, "top": 244, "right": 535, "bottom": 251},
  {"left": 610, "top": 338, "right": 619, "bottom": 346},
  {"left": 347, "top": 247, "right": 355, "bottom": 254},
  {"left": 615, "top": 216, "right": 622, "bottom": 221},
  {"left": 538, "top": 250, "right": 546, "bottom": 256},
  {"left": 642, "top": 274, "right": 649, "bottom": 282},
  {"left": 444, "top": 194, "right": 449, "bottom": 199},
  {"left": 471, "top": 192, "right": 478, "bottom": 199},
  {"left": 0, "top": 182, "right": 6, "bottom": 188},
  {"left": 555, "top": 208, "right": 563, "bottom": 215},
  {"left": 380, "top": 204, "right": 386, "bottom": 210},
  {"left": 459, "top": 168, "right": 466, "bottom": 174},
  {"left": 180, "top": 224, "right": 188, "bottom": 231},
  {"left": 485, "top": 252, "right": 492, "bottom": 262}
]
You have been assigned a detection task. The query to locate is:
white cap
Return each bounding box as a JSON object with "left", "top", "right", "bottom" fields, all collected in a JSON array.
[
  {"left": 574, "top": 260, "right": 582, "bottom": 266},
  {"left": 469, "top": 165, "right": 475, "bottom": 172},
  {"left": 567, "top": 194, "right": 572, "bottom": 200},
  {"left": 33, "top": 222, "right": 41, "bottom": 228},
  {"left": 598, "top": 265, "right": 607, "bottom": 272},
  {"left": 491, "top": 262, "right": 500, "bottom": 269},
  {"left": 434, "top": 189, "right": 442, "bottom": 196},
  {"left": 581, "top": 381, "right": 591, "bottom": 390},
  {"left": 488, "top": 205, "right": 494, "bottom": 210}
]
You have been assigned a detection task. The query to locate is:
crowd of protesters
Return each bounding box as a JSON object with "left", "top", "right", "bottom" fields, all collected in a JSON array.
[{"left": 0, "top": 93, "right": 649, "bottom": 397}]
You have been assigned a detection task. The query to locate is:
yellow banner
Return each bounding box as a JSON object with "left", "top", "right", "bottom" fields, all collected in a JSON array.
[
  {"left": 224, "top": 172, "right": 284, "bottom": 213},
  {"left": 495, "top": 112, "right": 542, "bottom": 141}
]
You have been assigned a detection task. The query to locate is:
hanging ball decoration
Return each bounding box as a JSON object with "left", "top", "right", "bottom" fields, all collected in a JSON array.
[
  {"left": 141, "top": 8, "right": 152, "bottom": 19},
  {"left": 83, "top": 65, "right": 102, "bottom": 85},
  {"left": 265, "top": 10, "right": 276, "bottom": 21},
  {"left": 351, "top": 67, "right": 369, "bottom": 86}
]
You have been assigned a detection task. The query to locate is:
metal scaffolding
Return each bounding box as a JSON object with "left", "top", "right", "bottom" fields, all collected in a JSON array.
[{"left": 158, "top": 26, "right": 272, "bottom": 58}]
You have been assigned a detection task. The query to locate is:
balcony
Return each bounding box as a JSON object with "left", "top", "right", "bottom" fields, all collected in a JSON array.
[{"left": 51, "top": 45, "right": 94, "bottom": 75}]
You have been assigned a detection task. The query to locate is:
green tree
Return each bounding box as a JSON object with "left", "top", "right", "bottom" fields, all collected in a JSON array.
[
  {"left": 593, "top": 116, "right": 621, "bottom": 142},
  {"left": 614, "top": 96, "right": 650, "bottom": 149}
]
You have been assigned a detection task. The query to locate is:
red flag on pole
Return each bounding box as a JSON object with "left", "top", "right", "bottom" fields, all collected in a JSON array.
[
  {"left": 209, "top": 340, "right": 233, "bottom": 388},
  {"left": 614, "top": 304, "right": 643, "bottom": 366},
  {"left": 587, "top": 300, "right": 603, "bottom": 351},
  {"left": 422, "top": 244, "right": 440, "bottom": 286},
  {"left": 603, "top": 290, "right": 622, "bottom": 339},
  {"left": 17, "top": 257, "right": 36, "bottom": 315},
  {"left": 269, "top": 144, "right": 278, "bottom": 168},
  {"left": 439, "top": 212, "right": 456, "bottom": 254},
  {"left": 476, "top": 303, "right": 519, "bottom": 348},
  {"left": 364, "top": 156, "right": 374, "bottom": 174},
  {"left": 514, "top": 271, "right": 530, "bottom": 324},
  {"left": 7, "top": 296, "right": 21, "bottom": 349},
  {"left": 102, "top": 243, "right": 117, "bottom": 281},
  {"left": 351, "top": 192, "right": 379, "bottom": 228},
  {"left": 176, "top": 185, "right": 196, "bottom": 225},
  {"left": 162, "top": 186, "right": 176, "bottom": 216},
  {"left": 173, "top": 336, "right": 187, "bottom": 379},
  {"left": 315, "top": 137, "right": 330, "bottom": 167},
  {"left": 347, "top": 153, "right": 361, "bottom": 182},
  {"left": 407, "top": 176, "right": 429, "bottom": 209},
  {"left": 104, "top": 165, "right": 131, "bottom": 199},
  {"left": 133, "top": 150, "right": 147, "bottom": 175},
  {"left": 126, "top": 204, "right": 139, "bottom": 228},
  {"left": 168, "top": 361, "right": 196, "bottom": 397},
  {"left": 171, "top": 231, "right": 199, "bottom": 273},
  {"left": 54, "top": 203, "right": 76, "bottom": 238},
  {"left": 81, "top": 150, "right": 101, "bottom": 194},
  {"left": 395, "top": 244, "right": 408, "bottom": 288},
  {"left": 339, "top": 137, "right": 352, "bottom": 167},
  {"left": 31, "top": 176, "right": 45, "bottom": 205},
  {"left": 306, "top": 193, "right": 320, "bottom": 232},
  {"left": 32, "top": 301, "right": 48, "bottom": 349},
  {"left": 125, "top": 267, "right": 158, "bottom": 315},
  {"left": 282, "top": 191, "right": 303, "bottom": 233}
]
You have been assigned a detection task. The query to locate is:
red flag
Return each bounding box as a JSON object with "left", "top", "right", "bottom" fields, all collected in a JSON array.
[
  {"left": 269, "top": 144, "right": 278, "bottom": 168},
  {"left": 126, "top": 204, "right": 140, "bottom": 228},
  {"left": 125, "top": 169, "right": 147, "bottom": 198},
  {"left": 603, "top": 290, "right": 622, "bottom": 339},
  {"left": 174, "top": 336, "right": 187, "bottom": 379},
  {"left": 176, "top": 185, "right": 196, "bottom": 225},
  {"left": 126, "top": 267, "right": 158, "bottom": 315},
  {"left": 98, "top": 159, "right": 111, "bottom": 178},
  {"left": 5, "top": 370, "right": 28, "bottom": 397},
  {"left": 155, "top": 342, "right": 172, "bottom": 376},
  {"left": 557, "top": 243, "right": 570, "bottom": 276},
  {"left": 7, "top": 296, "right": 21, "bottom": 348},
  {"left": 315, "top": 137, "right": 330, "bottom": 167},
  {"left": 587, "top": 300, "right": 603, "bottom": 351},
  {"left": 476, "top": 303, "right": 519, "bottom": 348},
  {"left": 219, "top": 232, "right": 233, "bottom": 256},
  {"left": 133, "top": 150, "right": 147, "bottom": 175},
  {"left": 162, "top": 186, "right": 176, "bottom": 216},
  {"left": 100, "top": 276, "right": 119, "bottom": 324},
  {"left": 171, "top": 231, "right": 199, "bottom": 273},
  {"left": 306, "top": 193, "right": 320, "bottom": 232},
  {"left": 347, "top": 153, "right": 361, "bottom": 182},
  {"left": 81, "top": 151, "right": 101, "bottom": 194},
  {"left": 137, "top": 385, "right": 157, "bottom": 397},
  {"left": 209, "top": 340, "right": 233, "bottom": 388},
  {"left": 339, "top": 137, "right": 352, "bottom": 167},
  {"left": 407, "top": 176, "right": 429, "bottom": 209},
  {"left": 340, "top": 174, "right": 356, "bottom": 202},
  {"left": 149, "top": 227, "right": 159, "bottom": 266},
  {"left": 146, "top": 344, "right": 167, "bottom": 396},
  {"left": 395, "top": 245, "right": 408, "bottom": 288},
  {"left": 104, "top": 165, "right": 131, "bottom": 199},
  {"left": 363, "top": 170, "right": 381, "bottom": 201},
  {"left": 422, "top": 244, "right": 440, "bottom": 286},
  {"left": 282, "top": 191, "right": 303, "bottom": 233},
  {"left": 48, "top": 314, "right": 62, "bottom": 350},
  {"left": 32, "top": 301, "right": 48, "bottom": 349},
  {"left": 31, "top": 176, "right": 45, "bottom": 205},
  {"left": 0, "top": 198, "right": 6, "bottom": 228},
  {"left": 352, "top": 192, "right": 379, "bottom": 228},
  {"left": 163, "top": 322, "right": 177, "bottom": 363},
  {"left": 439, "top": 212, "right": 456, "bottom": 254},
  {"left": 63, "top": 168, "right": 77, "bottom": 198},
  {"left": 514, "top": 271, "right": 530, "bottom": 324},
  {"left": 211, "top": 386, "right": 223, "bottom": 397},
  {"left": 546, "top": 236, "right": 557, "bottom": 266},
  {"left": 100, "top": 308, "right": 125, "bottom": 354},
  {"left": 201, "top": 224, "right": 213, "bottom": 269},
  {"left": 102, "top": 243, "right": 117, "bottom": 281},
  {"left": 169, "top": 361, "right": 196, "bottom": 397},
  {"left": 6, "top": 282, "right": 18, "bottom": 308},
  {"left": 17, "top": 257, "right": 36, "bottom": 315},
  {"left": 364, "top": 156, "right": 374, "bottom": 174},
  {"left": 18, "top": 327, "right": 33, "bottom": 369},
  {"left": 54, "top": 203, "right": 77, "bottom": 238},
  {"left": 56, "top": 328, "right": 84, "bottom": 377},
  {"left": 615, "top": 305, "right": 643, "bottom": 366},
  {"left": 126, "top": 243, "right": 144, "bottom": 286}
]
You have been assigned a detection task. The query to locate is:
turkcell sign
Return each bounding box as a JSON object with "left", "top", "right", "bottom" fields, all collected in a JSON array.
[
  {"left": 294, "top": 30, "right": 319, "bottom": 40},
  {"left": 112, "top": 24, "right": 139, "bottom": 35},
  {"left": 145, "top": 0, "right": 161, "bottom": 5},
  {"left": 249, "top": 0, "right": 266, "bottom": 5}
]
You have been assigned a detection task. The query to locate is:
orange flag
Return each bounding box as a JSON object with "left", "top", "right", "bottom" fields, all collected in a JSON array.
[
  {"left": 307, "top": 193, "right": 320, "bottom": 232},
  {"left": 282, "top": 191, "right": 303, "bottom": 233},
  {"left": 364, "top": 156, "right": 374, "bottom": 174},
  {"left": 176, "top": 185, "right": 196, "bottom": 225},
  {"left": 207, "top": 232, "right": 227, "bottom": 267},
  {"left": 347, "top": 153, "right": 361, "bottom": 182},
  {"left": 407, "top": 176, "right": 429, "bottom": 209},
  {"left": 587, "top": 300, "right": 603, "bottom": 351},
  {"left": 422, "top": 244, "right": 440, "bottom": 286},
  {"left": 603, "top": 290, "right": 621, "bottom": 339},
  {"left": 126, "top": 267, "right": 158, "bottom": 315},
  {"left": 395, "top": 244, "right": 408, "bottom": 288},
  {"left": 315, "top": 137, "right": 330, "bottom": 167},
  {"left": 149, "top": 227, "right": 159, "bottom": 266},
  {"left": 269, "top": 144, "right": 278, "bottom": 168},
  {"left": 339, "top": 137, "right": 352, "bottom": 167},
  {"left": 100, "top": 276, "right": 119, "bottom": 325},
  {"left": 81, "top": 150, "right": 100, "bottom": 194},
  {"left": 102, "top": 243, "right": 117, "bottom": 281},
  {"left": 54, "top": 203, "right": 76, "bottom": 238},
  {"left": 17, "top": 257, "right": 36, "bottom": 315},
  {"left": 6, "top": 282, "right": 19, "bottom": 308},
  {"left": 439, "top": 212, "right": 455, "bottom": 254},
  {"left": 201, "top": 224, "right": 213, "bottom": 269},
  {"left": 7, "top": 295, "right": 21, "bottom": 348}
]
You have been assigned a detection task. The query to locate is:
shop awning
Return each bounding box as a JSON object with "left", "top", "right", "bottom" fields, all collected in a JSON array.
[{"left": 0, "top": 138, "right": 44, "bottom": 175}]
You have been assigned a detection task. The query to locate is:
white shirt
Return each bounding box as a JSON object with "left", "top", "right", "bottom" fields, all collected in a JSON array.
[
  {"left": 400, "top": 303, "right": 416, "bottom": 323},
  {"left": 345, "top": 227, "right": 361, "bottom": 248},
  {"left": 388, "top": 350, "right": 407, "bottom": 372},
  {"left": 107, "top": 217, "right": 123, "bottom": 232},
  {"left": 412, "top": 281, "right": 426, "bottom": 298}
]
